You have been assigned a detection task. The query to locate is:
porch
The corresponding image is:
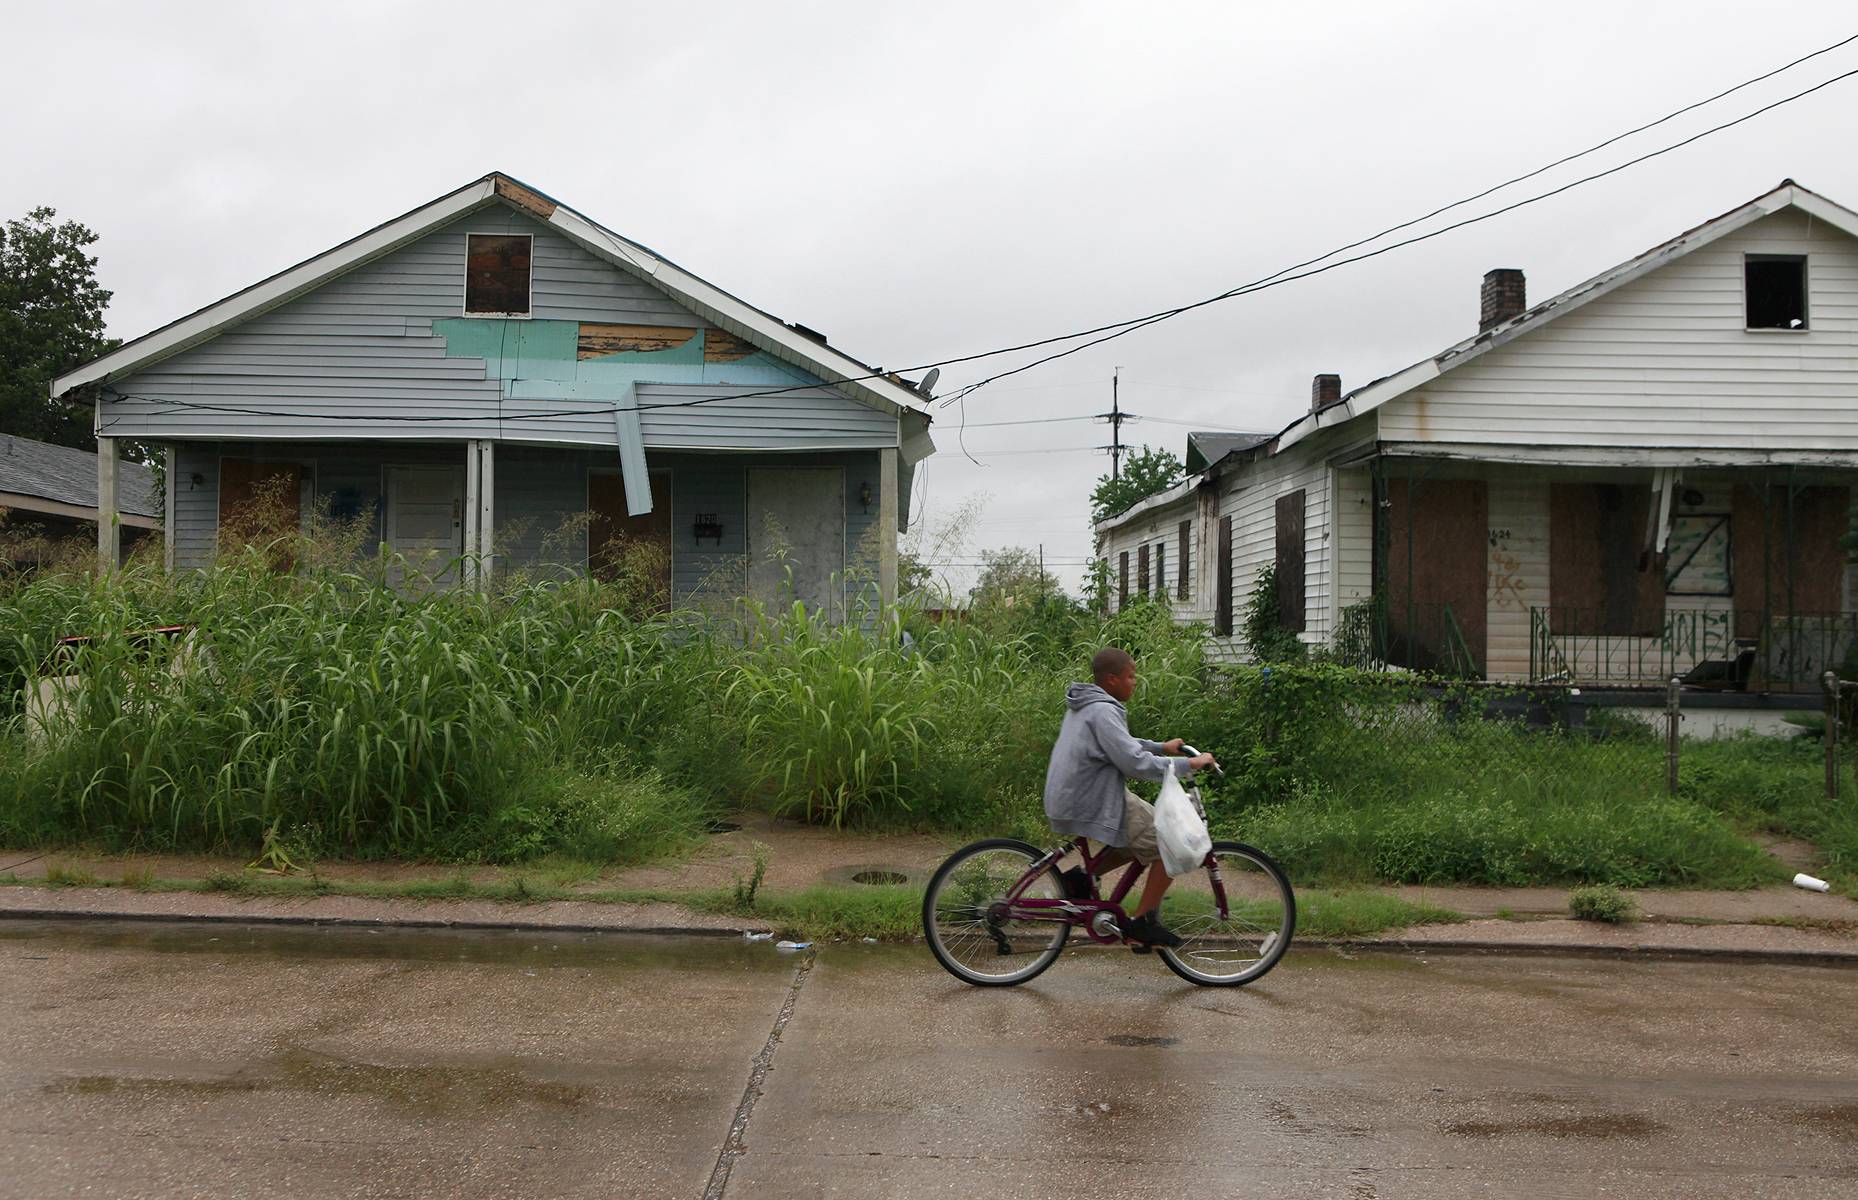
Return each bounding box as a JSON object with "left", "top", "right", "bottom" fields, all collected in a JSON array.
[
  {"left": 1345, "top": 456, "right": 1858, "bottom": 692},
  {"left": 141, "top": 439, "right": 903, "bottom": 616}
]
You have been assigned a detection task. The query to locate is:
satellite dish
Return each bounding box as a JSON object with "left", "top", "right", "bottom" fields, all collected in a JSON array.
[{"left": 918, "top": 367, "right": 940, "bottom": 397}]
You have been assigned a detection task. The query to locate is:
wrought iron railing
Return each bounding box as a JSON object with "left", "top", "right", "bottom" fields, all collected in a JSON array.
[
  {"left": 1336, "top": 596, "right": 1480, "bottom": 679},
  {"left": 1529, "top": 606, "right": 1858, "bottom": 690}
]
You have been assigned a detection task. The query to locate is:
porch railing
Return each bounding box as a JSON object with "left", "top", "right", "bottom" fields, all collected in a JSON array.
[
  {"left": 1529, "top": 606, "right": 1858, "bottom": 690},
  {"left": 1336, "top": 596, "right": 1480, "bottom": 679}
]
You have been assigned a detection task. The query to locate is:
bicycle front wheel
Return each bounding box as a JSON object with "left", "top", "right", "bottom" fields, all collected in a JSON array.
[
  {"left": 922, "top": 839, "right": 1070, "bottom": 987},
  {"left": 1156, "top": 840, "right": 1295, "bottom": 987}
]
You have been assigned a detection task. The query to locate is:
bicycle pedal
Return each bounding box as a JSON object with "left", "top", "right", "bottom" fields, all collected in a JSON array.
[{"left": 1128, "top": 942, "right": 1153, "bottom": 955}]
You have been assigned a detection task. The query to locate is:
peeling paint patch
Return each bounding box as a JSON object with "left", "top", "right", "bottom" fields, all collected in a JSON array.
[
  {"left": 578, "top": 323, "right": 700, "bottom": 360},
  {"left": 704, "top": 329, "right": 757, "bottom": 363}
]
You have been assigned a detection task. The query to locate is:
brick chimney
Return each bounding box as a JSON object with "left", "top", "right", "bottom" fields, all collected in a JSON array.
[
  {"left": 1480, "top": 268, "right": 1526, "bottom": 331},
  {"left": 1311, "top": 373, "right": 1341, "bottom": 411}
]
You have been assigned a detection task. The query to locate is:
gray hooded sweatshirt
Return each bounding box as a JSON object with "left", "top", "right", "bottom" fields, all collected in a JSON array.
[{"left": 1043, "top": 682, "right": 1195, "bottom": 845}]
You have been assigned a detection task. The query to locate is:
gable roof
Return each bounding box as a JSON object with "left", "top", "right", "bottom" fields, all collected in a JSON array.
[
  {"left": 1185, "top": 430, "right": 1272, "bottom": 474},
  {"left": 51, "top": 173, "right": 936, "bottom": 420},
  {"left": 0, "top": 434, "right": 158, "bottom": 519},
  {"left": 1277, "top": 179, "right": 1858, "bottom": 453}
]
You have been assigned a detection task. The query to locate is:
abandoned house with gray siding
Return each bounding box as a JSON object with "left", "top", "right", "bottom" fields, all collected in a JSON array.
[
  {"left": 1098, "top": 180, "right": 1858, "bottom": 703},
  {"left": 53, "top": 173, "right": 936, "bottom": 616}
]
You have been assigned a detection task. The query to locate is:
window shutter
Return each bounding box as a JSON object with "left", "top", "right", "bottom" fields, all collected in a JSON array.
[
  {"left": 1118, "top": 551, "right": 1129, "bottom": 609},
  {"left": 1275, "top": 490, "right": 1306, "bottom": 633},
  {"left": 1177, "top": 520, "right": 1190, "bottom": 600},
  {"left": 1138, "top": 543, "right": 1150, "bottom": 599},
  {"left": 1215, "top": 516, "right": 1233, "bottom": 635},
  {"left": 1155, "top": 545, "right": 1165, "bottom": 603}
]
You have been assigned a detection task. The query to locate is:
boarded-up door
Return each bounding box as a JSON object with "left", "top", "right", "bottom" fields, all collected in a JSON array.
[
  {"left": 589, "top": 468, "right": 673, "bottom": 605},
  {"left": 1549, "top": 483, "right": 1663, "bottom": 637},
  {"left": 218, "top": 458, "right": 304, "bottom": 568},
  {"left": 747, "top": 468, "right": 845, "bottom": 618},
  {"left": 1381, "top": 477, "right": 1488, "bottom": 675},
  {"left": 1731, "top": 483, "right": 1850, "bottom": 636}
]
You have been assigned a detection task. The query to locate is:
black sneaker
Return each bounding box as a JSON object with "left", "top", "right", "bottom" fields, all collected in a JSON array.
[
  {"left": 1060, "top": 867, "right": 1093, "bottom": 901},
  {"left": 1122, "top": 912, "right": 1183, "bottom": 949}
]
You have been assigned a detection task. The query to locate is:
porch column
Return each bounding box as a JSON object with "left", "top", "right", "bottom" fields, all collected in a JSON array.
[
  {"left": 463, "top": 441, "right": 480, "bottom": 590},
  {"left": 878, "top": 447, "right": 898, "bottom": 606},
  {"left": 96, "top": 435, "right": 119, "bottom": 573},
  {"left": 475, "top": 439, "right": 495, "bottom": 588}
]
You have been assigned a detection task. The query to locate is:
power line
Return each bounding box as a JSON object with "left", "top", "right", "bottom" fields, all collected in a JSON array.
[
  {"left": 941, "top": 59, "right": 1858, "bottom": 404},
  {"left": 96, "top": 33, "right": 1858, "bottom": 434}
]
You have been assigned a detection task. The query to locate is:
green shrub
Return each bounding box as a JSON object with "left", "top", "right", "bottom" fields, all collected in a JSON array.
[{"left": 1568, "top": 884, "right": 1637, "bottom": 924}]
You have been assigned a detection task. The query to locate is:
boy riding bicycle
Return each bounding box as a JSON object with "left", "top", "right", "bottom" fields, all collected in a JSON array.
[{"left": 1043, "top": 647, "right": 1215, "bottom": 949}]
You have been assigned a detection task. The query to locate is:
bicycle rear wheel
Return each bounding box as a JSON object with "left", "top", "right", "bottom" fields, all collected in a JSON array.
[
  {"left": 922, "top": 839, "right": 1070, "bottom": 987},
  {"left": 1156, "top": 840, "right": 1295, "bottom": 987}
]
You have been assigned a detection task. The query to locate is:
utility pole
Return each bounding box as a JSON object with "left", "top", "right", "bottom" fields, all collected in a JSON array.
[{"left": 1096, "top": 367, "right": 1128, "bottom": 480}]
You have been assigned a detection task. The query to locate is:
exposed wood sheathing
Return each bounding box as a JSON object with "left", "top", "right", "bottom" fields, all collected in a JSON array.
[
  {"left": 492, "top": 175, "right": 558, "bottom": 220},
  {"left": 704, "top": 329, "right": 757, "bottom": 362},
  {"left": 577, "top": 323, "right": 700, "bottom": 359}
]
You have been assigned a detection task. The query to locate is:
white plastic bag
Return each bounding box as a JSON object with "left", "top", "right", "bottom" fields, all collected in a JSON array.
[{"left": 1154, "top": 762, "right": 1213, "bottom": 877}]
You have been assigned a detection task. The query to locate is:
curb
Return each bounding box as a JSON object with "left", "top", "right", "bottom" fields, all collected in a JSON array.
[{"left": 4, "top": 905, "right": 1855, "bottom": 966}]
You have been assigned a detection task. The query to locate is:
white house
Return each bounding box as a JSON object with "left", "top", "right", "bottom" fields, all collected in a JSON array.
[{"left": 1098, "top": 179, "right": 1858, "bottom": 693}]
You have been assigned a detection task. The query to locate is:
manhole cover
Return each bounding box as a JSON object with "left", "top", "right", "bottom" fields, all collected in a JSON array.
[{"left": 851, "top": 869, "right": 909, "bottom": 886}]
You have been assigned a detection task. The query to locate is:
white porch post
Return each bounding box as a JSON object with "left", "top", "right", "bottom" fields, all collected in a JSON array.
[
  {"left": 476, "top": 439, "right": 495, "bottom": 588},
  {"left": 162, "top": 445, "right": 176, "bottom": 572},
  {"left": 878, "top": 446, "right": 898, "bottom": 606},
  {"left": 463, "top": 441, "right": 481, "bottom": 590},
  {"left": 96, "top": 435, "right": 119, "bottom": 573}
]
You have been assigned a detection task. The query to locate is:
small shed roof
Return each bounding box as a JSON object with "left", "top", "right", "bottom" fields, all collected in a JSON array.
[
  {"left": 0, "top": 434, "right": 158, "bottom": 518},
  {"left": 1185, "top": 431, "right": 1273, "bottom": 474}
]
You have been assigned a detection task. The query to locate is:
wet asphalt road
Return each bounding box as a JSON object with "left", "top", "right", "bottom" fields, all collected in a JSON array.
[{"left": 1, "top": 922, "right": 1854, "bottom": 1199}]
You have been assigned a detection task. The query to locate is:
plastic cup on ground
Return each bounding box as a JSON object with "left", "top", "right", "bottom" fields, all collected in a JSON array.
[{"left": 1794, "top": 873, "right": 1831, "bottom": 893}]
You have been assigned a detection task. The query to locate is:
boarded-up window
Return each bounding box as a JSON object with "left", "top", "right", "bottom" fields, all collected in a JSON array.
[
  {"left": 218, "top": 458, "right": 303, "bottom": 571},
  {"left": 1731, "top": 484, "right": 1850, "bottom": 637},
  {"left": 589, "top": 468, "right": 673, "bottom": 607},
  {"left": 1215, "top": 516, "right": 1233, "bottom": 635},
  {"left": 1118, "top": 551, "right": 1129, "bottom": 609},
  {"left": 465, "top": 233, "right": 533, "bottom": 316},
  {"left": 1275, "top": 490, "right": 1306, "bottom": 633},
  {"left": 1177, "top": 521, "right": 1190, "bottom": 600},
  {"left": 1154, "top": 545, "right": 1165, "bottom": 603},
  {"left": 1138, "top": 543, "right": 1150, "bottom": 599},
  {"left": 1549, "top": 483, "right": 1663, "bottom": 637}
]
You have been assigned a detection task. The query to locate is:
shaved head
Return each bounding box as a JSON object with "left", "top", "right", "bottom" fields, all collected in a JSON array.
[{"left": 1091, "top": 647, "right": 1134, "bottom": 683}]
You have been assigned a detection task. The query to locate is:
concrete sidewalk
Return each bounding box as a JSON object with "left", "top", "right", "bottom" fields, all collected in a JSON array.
[{"left": 3, "top": 812, "right": 1855, "bottom": 961}]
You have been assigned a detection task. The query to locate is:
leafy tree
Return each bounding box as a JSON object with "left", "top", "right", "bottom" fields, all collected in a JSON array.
[
  {"left": 968, "top": 546, "right": 1063, "bottom": 609},
  {"left": 1, "top": 207, "right": 115, "bottom": 450},
  {"left": 1089, "top": 445, "right": 1183, "bottom": 525}
]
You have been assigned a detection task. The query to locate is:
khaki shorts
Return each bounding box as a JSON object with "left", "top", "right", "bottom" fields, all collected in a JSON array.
[{"left": 1092, "top": 789, "right": 1159, "bottom": 866}]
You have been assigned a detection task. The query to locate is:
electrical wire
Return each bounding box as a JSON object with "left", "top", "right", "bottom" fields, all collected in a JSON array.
[{"left": 95, "top": 34, "right": 1858, "bottom": 433}]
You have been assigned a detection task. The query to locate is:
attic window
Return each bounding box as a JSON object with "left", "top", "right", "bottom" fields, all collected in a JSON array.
[
  {"left": 465, "top": 233, "right": 532, "bottom": 316},
  {"left": 1745, "top": 254, "right": 1807, "bottom": 331}
]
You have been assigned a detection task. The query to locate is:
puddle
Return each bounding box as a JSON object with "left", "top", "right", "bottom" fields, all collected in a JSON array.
[
  {"left": 1104, "top": 1034, "right": 1178, "bottom": 1048},
  {"left": 1443, "top": 1113, "right": 1664, "bottom": 1139}
]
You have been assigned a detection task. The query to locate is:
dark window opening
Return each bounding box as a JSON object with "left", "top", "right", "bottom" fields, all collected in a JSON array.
[
  {"left": 466, "top": 233, "right": 533, "bottom": 316},
  {"left": 1275, "top": 490, "right": 1307, "bottom": 633},
  {"left": 1177, "top": 520, "right": 1190, "bottom": 600},
  {"left": 1745, "top": 255, "right": 1807, "bottom": 330}
]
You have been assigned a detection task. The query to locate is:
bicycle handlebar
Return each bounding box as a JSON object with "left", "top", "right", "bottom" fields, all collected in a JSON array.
[{"left": 1179, "top": 744, "right": 1225, "bottom": 777}]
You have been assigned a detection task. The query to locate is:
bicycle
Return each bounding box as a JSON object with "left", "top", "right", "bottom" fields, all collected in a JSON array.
[{"left": 922, "top": 748, "right": 1295, "bottom": 988}]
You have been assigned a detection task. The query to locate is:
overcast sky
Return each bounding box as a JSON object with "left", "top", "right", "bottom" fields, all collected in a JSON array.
[{"left": 5, "top": 2, "right": 1856, "bottom": 591}]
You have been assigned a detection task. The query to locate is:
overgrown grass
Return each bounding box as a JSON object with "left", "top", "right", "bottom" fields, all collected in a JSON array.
[{"left": 0, "top": 557, "right": 1844, "bottom": 891}]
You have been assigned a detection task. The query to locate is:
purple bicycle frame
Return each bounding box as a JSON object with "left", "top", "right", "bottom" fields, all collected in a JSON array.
[{"left": 1005, "top": 838, "right": 1228, "bottom": 945}]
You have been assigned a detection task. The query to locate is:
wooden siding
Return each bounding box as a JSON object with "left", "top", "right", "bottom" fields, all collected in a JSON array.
[
  {"left": 100, "top": 206, "right": 894, "bottom": 453},
  {"left": 1377, "top": 209, "right": 1858, "bottom": 450},
  {"left": 1225, "top": 451, "right": 1331, "bottom": 653},
  {"left": 1333, "top": 467, "right": 1374, "bottom": 621}
]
